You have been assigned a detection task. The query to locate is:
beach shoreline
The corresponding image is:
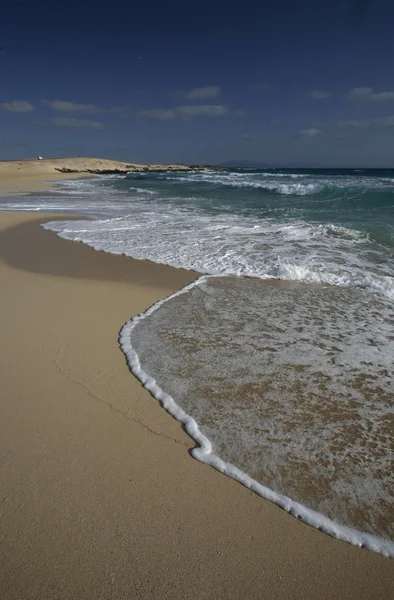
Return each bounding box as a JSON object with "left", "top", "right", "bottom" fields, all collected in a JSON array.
[
  {"left": 0, "top": 157, "right": 224, "bottom": 196},
  {"left": 0, "top": 169, "right": 393, "bottom": 598}
]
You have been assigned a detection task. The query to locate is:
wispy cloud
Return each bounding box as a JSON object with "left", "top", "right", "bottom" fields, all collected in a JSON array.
[
  {"left": 42, "top": 100, "right": 131, "bottom": 116},
  {"left": 185, "top": 86, "right": 221, "bottom": 100},
  {"left": 242, "top": 133, "right": 257, "bottom": 138},
  {"left": 139, "top": 104, "right": 231, "bottom": 121},
  {"left": 298, "top": 128, "right": 322, "bottom": 136},
  {"left": 346, "top": 87, "right": 394, "bottom": 102},
  {"left": 42, "top": 100, "right": 105, "bottom": 114},
  {"left": 109, "top": 106, "right": 132, "bottom": 116},
  {"left": 337, "top": 119, "right": 369, "bottom": 128},
  {"left": 0, "top": 100, "right": 34, "bottom": 113},
  {"left": 38, "top": 117, "right": 106, "bottom": 130},
  {"left": 338, "top": 115, "right": 394, "bottom": 128},
  {"left": 308, "top": 90, "right": 333, "bottom": 99}
]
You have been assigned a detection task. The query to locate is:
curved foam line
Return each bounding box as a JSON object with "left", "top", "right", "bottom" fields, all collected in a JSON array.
[{"left": 119, "top": 275, "right": 394, "bottom": 558}]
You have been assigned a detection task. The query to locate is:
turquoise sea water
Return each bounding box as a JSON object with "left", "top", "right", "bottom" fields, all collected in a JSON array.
[
  {"left": 2, "top": 168, "right": 393, "bottom": 553},
  {"left": 112, "top": 168, "right": 394, "bottom": 251}
]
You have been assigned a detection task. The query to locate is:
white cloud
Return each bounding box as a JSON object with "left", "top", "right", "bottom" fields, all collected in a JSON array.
[
  {"left": 337, "top": 119, "right": 369, "bottom": 128},
  {"left": 309, "top": 90, "right": 333, "bottom": 99},
  {"left": 0, "top": 100, "right": 34, "bottom": 113},
  {"left": 338, "top": 115, "right": 394, "bottom": 128},
  {"left": 42, "top": 100, "right": 131, "bottom": 116},
  {"left": 179, "top": 104, "right": 228, "bottom": 118},
  {"left": 378, "top": 116, "right": 394, "bottom": 125},
  {"left": 346, "top": 87, "right": 394, "bottom": 102},
  {"left": 42, "top": 100, "right": 105, "bottom": 113},
  {"left": 50, "top": 117, "right": 106, "bottom": 130},
  {"left": 185, "top": 86, "right": 221, "bottom": 100},
  {"left": 299, "top": 128, "right": 322, "bottom": 136},
  {"left": 139, "top": 104, "right": 230, "bottom": 121},
  {"left": 109, "top": 106, "right": 132, "bottom": 116}
]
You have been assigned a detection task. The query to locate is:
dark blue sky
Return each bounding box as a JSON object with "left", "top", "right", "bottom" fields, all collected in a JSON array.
[{"left": 1, "top": 1, "right": 394, "bottom": 166}]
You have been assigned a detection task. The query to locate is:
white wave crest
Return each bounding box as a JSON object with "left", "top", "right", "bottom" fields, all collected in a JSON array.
[
  {"left": 2, "top": 174, "right": 392, "bottom": 300},
  {"left": 161, "top": 172, "right": 324, "bottom": 195},
  {"left": 129, "top": 187, "right": 157, "bottom": 195},
  {"left": 42, "top": 203, "right": 394, "bottom": 300}
]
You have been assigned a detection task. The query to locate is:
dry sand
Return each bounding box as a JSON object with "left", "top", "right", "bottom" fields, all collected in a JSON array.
[
  {"left": 0, "top": 157, "right": 196, "bottom": 196},
  {"left": 0, "top": 171, "right": 393, "bottom": 599},
  {"left": 0, "top": 160, "right": 89, "bottom": 195}
]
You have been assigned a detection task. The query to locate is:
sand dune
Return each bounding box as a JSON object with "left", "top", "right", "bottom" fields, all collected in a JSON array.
[{"left": 0, "top": 157, "right": 206, "bottom": 196}]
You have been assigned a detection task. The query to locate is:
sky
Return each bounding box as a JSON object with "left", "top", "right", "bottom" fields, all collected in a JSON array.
[{"left": 1, "top": 0, "right": 394, "bottom": 166}]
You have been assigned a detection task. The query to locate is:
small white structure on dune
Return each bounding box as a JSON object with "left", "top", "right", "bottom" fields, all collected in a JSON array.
[{"left": 37, "top": 156, "right": 43, "bottom": 160}]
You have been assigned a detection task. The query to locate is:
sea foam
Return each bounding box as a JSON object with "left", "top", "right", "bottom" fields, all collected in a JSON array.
[{"left": 42, "top": 211, "right": 394, "bottom": 300}]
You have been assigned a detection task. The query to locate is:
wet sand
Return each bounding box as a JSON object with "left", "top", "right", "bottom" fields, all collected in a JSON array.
[{"left": 0, "top": 208, "right": 393, "bottom": 596}]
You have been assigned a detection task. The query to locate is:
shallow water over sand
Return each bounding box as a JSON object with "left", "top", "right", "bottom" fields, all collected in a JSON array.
[{"left": 131, "top": 276, "right": 394, "bottom": 541}]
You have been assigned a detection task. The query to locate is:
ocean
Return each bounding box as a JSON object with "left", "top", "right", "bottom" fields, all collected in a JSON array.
[{"left": 1, "top": 167, "right": 393, "bottom": 555}]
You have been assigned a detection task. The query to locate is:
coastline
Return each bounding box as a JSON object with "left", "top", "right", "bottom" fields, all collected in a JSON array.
[
  {"left": 0, "top": 157, "right": 224, "bottom": 196},
  {"left": 0, "top": 176, "right": 393, "bottom": 597},
  {"left": 0, "top": 168, "right": 92, "bottom": 196}
]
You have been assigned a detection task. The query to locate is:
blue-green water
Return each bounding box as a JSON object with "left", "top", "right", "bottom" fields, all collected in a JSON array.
[
  {"left": 4, "top": 168, "right": 394, "bottom": 285},
  {"left": 111, "top": 168, "right": 394, "bottom": 249},
  {"left": 30, "top": 167, "right": 393, "bottom": 296}
]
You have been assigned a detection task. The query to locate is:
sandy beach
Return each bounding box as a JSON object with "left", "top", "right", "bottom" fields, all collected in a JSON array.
[
  {"left": 0, "top": 167, "right": 393, "bottom": 599},
  {"left": 0, "top": 157, "right": 208, "bottom": 196}
]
